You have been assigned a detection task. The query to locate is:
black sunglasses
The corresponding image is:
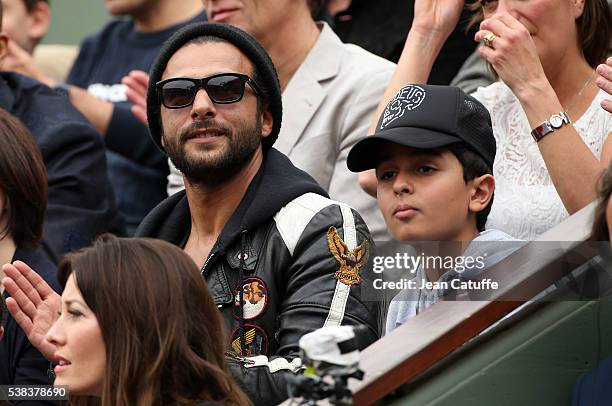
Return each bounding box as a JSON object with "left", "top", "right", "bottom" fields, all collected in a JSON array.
[{"left": 156, "top": 73, "right": 262, "bottom": 109}]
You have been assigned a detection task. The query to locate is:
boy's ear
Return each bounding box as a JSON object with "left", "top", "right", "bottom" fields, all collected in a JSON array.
[{"left": 468, "top": 174, "right": 495, "bottom": 214}]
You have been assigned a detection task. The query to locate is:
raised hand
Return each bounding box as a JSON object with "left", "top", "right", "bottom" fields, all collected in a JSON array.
[
  {"left": 596, "top": 57, "right": 612, "bottom": 114},
  {"left": 412, "top": 0, "right": 466, "bottom": 39},
  {"left": 476, "top": 13, "right": 548, "bottom": 99},
  {"left": 2, "top": 261, "right": 60, "bottom": 361},
  {"left": 122, "top": 70, "right": 150, "bottom": 125}
]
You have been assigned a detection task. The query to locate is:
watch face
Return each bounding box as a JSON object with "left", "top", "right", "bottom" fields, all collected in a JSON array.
[{"left": 550, "top": 115, "right": 563, "bottom": 128}]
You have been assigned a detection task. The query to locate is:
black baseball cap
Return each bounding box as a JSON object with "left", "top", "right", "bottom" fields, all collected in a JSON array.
[{"left": 347, "top": 84, "right": 495, "bottom": 172}]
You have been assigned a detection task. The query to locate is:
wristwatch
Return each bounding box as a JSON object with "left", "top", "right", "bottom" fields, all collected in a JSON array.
[{"left": 531, "top": 112, "right": 571, "bottom": 142}]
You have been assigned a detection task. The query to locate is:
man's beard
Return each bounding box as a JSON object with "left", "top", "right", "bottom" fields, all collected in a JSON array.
[{"left": 164, "top": 116, "right": 262, "bottom": 187}]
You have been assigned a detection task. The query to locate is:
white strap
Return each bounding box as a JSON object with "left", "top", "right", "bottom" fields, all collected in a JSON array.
[
  {"left": 244, "top": 355, "right": 303, "bottom": 373},
  {"left": 324, "top": 204, "right": 356, "bottom": 327}
]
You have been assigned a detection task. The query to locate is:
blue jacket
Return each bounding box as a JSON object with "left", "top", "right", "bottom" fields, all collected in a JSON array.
[{"left": 0, "top": 72, "right": 124, "bottom": 259}]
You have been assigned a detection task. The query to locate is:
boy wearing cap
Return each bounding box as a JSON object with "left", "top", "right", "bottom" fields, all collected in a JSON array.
[{"left": 347, "top": 84, "right": 522, "bottom": 332}]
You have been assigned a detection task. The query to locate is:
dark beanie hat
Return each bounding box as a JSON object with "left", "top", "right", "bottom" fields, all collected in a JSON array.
[{"left": 147, "top": 22, "right": 282, "bottom": 152}]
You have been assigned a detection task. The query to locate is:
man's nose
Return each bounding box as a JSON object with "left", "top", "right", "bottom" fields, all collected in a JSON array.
[{"left": 190, "top": 88, "right": 217, "bottom": 120}]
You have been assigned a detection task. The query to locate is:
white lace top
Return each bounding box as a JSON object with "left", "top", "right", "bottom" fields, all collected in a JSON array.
[{"left": 472, "top": 82, "right": 612, "bottom": 240}]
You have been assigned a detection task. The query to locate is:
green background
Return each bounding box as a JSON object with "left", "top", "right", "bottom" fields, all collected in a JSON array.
[{"left": 43, "top": 0, "right": 112, "bottom": 45}]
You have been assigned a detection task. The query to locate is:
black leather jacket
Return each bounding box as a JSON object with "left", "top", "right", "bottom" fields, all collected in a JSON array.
[{"left": 136, "top": 150, "right": 381, "bottom": 405}]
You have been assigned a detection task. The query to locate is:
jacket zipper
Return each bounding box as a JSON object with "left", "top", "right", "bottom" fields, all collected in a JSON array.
[
  {"left": 200, "top": 251, "right": 216, "bottom": 276},
  {"left": 225, "top": 350, "right": 255, "bottom": 366}
]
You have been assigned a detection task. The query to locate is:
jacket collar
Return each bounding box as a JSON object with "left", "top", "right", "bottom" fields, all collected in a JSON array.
[
  {"left": 274, "top": 22, "right": 343, "bottom": 154},
  {"left": 136, "top": 149, "right": 328, "bottom": 252},
  {"left": 136, "top": 149, "right": 327, "bottom": 304}
]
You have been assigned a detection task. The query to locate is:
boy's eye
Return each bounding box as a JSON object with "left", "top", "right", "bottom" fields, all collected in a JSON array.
[
  {"left": 416, "top": 165, "right": 435, "bottom": 174},
  {"left": 379, "top": 170, "right": 397, "bottom": 181}
]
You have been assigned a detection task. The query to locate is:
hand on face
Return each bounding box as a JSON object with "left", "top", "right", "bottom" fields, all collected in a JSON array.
[
  {"left": 2, "top": 40, "right": 55, "bottom": 87},
  {"left": 1, "top": 261, "right": 60, "bottom": 361},
  {"left": 596, "top": 57, "right": 612, "bottom": 114},
  {"left": 476, "top": 12, "right": 548, "bottom": 98}
]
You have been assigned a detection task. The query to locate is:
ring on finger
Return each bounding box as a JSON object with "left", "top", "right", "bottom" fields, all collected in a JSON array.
[{"left": 483, "top": 33, "right": 498, "bottom": 49}]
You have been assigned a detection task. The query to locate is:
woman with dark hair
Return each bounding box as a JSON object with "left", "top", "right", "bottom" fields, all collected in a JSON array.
[
  {"left": 359, "top": 0, "right": 612, "bottom": 240},
  {"left": 41, "top": 235, "right": 248, "bottom": 406},
  {"left": 0, "top": 107, "right": 60, "bottom": 393}
]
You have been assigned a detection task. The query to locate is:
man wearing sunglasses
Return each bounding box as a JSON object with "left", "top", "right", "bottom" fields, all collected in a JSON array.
[{"left": 139, "top": 23, "right": 382, "bottom": 405}]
